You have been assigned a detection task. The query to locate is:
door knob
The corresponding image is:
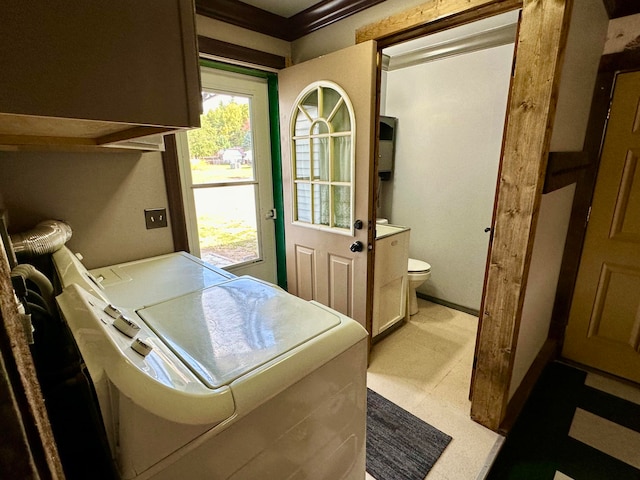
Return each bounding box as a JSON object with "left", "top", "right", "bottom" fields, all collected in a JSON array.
[
  {"left": 350, "top": 241, "right": 364, "bottom": 252},
  {"left": 353, "top": 219, "right": 364, "bottom": 230}
]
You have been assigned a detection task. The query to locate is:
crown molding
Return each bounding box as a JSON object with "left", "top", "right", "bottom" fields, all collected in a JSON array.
[
  {"left": 288, "top": 0, "right": 385, "bottom": 40},
  {"left": 195, "top": 0, "right": 383, "bottom": 41}
]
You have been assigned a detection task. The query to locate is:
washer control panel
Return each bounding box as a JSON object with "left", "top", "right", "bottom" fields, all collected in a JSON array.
[
  {"left": 113, "top": 315, "right": 141, "bottom": 338},
  {"left": 131, "top": 338, "right": 153, "bottom": 357}
]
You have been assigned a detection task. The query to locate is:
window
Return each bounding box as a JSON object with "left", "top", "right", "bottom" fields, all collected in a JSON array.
[{"left": 291, "top": 81, "right": 355, "bottom": 234}]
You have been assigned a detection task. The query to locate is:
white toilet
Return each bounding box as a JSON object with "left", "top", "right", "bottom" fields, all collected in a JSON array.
[{"left": 408, "top": 258, "right": 431, "bottom": 316}]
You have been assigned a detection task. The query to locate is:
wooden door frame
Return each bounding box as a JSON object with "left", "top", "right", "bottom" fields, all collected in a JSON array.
[
  {"left": 357, "top": 0, "right": 573, "bottom": 431},
  {"left": 0, "top": 250, "right": 64, "bottom": 477},
  {"left": 499, "top": 50, "right": 640, "bottom": 429}
]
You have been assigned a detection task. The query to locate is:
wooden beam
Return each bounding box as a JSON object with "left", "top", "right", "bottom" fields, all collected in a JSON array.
[
  {"left": 471, "top": 0, "right": 574, "bottom": 430},
  {"left": 356, "top": 0, "right": 522, "bottom": 45},
  {"left": 544, "top": 151, "right": 590, "bottom": 193},
  {"left": 0, "top": 249, "right": 64, "bottom": 478},
  {"left": 161, "top": 135, "right": 191, "bottom": 253},
  {"left": 197, "top": 36, "right": 286, "bottom": 70}
]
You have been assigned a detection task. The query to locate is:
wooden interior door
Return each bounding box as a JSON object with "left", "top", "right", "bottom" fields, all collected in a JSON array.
[
  {"left": 278, "top": 41, "right": 377, "bottom": 330},
  {"left": 562, "top": 70, "right": 640, "bottom": 383}
]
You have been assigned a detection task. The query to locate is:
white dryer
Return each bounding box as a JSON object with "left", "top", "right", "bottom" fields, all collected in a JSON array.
[{"left": 52, "top": 247, "right": 368, "bottom": 480}]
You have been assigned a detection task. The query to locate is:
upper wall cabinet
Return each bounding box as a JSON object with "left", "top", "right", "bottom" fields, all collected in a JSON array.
[{"left": 0, "top": 0, "right": 201, "bottom": 150}]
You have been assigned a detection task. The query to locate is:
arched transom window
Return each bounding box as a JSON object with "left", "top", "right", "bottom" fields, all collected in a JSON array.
[{"left": 290, "top": 81, "right": 355, "bottom": 234}]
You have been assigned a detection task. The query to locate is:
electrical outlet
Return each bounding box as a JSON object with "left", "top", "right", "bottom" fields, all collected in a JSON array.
[{"left": 144, "top": 208, "right": 168, "bottom": 229}]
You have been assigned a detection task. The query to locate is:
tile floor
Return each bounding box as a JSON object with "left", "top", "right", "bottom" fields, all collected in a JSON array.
[
  {"left": 560, "top": 368, "right": 640, "bottom": 478},
  {"left": 487, "top": 360, "right": 640, "bottom": 479},
  {"left": 366, "top": 298, "right": 504, "bottom": 480}
]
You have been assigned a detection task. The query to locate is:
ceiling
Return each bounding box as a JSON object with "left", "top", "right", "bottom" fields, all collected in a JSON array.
[
  {"left": 194, "top": 0, "right": 640, "bottom": 42},
  {"left": 240, "top": 0, "right": 319, "bottom": 18},
  {"left": 195, "top": 0, "right": 384, "bottom": 41}
]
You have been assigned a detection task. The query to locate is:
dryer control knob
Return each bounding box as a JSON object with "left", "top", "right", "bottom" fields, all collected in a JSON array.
[
  {"left": 131, "top": 339, "right": 152, "bottom": 357},
  {"left": 113, "top": 315, "right": 140, "bottom": 338},
  {"left": 104, "top": 304, "right": 121, "bottom": 319}
]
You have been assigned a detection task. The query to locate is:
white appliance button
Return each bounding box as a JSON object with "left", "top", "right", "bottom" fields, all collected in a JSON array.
[
  {"left": 104, "top": 304, "right": 121, "bottom": 319},
  {"left": 113, "top": 315, "right": 141, "bottom": 338},
  {"left": 131, "top": 339, "right": 152, "bottom": 357}
]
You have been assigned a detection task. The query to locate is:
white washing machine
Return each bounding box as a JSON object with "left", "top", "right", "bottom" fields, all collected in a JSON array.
[{"left": 52, "top": 247, "right": 368, "bottom": 480}]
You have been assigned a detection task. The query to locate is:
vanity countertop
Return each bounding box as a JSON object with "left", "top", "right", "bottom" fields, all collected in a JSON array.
[{"left": 375, "top": 224, "right": 409, "bottom": 239}]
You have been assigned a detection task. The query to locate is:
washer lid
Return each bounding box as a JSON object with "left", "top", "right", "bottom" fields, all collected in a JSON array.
[
  {"left": 137, "top": 277, "right": 341, "bottom": 389},
  {"left": 89, "top": 253, "right": 233, "bottom": 309},
  {"left": 408, "top": 258, "right": 431, "bottom": 273}
]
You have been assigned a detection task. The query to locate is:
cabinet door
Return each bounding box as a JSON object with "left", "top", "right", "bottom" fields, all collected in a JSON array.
[{"left": 0, "top": 0, "right": 200, "bottom": 129}]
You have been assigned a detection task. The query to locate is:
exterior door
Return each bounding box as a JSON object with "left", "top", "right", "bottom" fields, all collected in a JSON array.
[
  {"left": 177, "top": 67, "right": 277, "bottom": 283},
  {"left": 278, "top": 41, "right": 377, "bottom": 330},
  {"left": 562, "top": 71, "right": 640, "bottom": 383}
]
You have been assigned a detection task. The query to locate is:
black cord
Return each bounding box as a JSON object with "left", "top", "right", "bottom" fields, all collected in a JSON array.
[{"left": 26, "top": 289, "right": 50, "bottom": 314}]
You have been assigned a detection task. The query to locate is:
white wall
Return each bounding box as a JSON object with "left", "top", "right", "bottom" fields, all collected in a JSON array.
[
  {"left": 509, "top": 0, "right": 608, "bottom": 399},
  {"left": 550, "top": 0, "right": 611, "bottom": 151},
  {"left": 382, "top": 42, "right": 514, "bottom": 310},
  {"left": 196, "top": 14, "right": 291, "bottom": 63},
  {"left": 509, "top": 185, "right": 576, "bottom": 398},
  {"left": 0, "top": 151, "right": 174, "bottom": 269},
  {"left": 603, "top": 13, "right": 640, "bottom": 55},
  {"left": 291, "top": 0, "right": 429, "bottom": 63}
]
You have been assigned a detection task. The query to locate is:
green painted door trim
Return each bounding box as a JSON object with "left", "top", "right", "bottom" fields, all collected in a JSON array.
[
  {"left": 199, "top": 59, "right": 287, "bottom": 290},
  {"left": 267, "top": 76, "right": 287, "bottom": 290}
]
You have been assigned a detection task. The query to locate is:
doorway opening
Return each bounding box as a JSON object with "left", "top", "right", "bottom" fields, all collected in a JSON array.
[
  {"left": 377, "top": 10, "right": 517, "bottom": 316},
  {"left": 367, "top": 9, "right": 519, "bottom": 439},
  {"left": 176, "top": 62, "right": 286, "bottom": 285}
]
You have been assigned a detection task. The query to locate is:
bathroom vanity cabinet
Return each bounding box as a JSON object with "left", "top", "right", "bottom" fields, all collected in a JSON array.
[
  {"left": 0, "top": 0, "right": 201, "bottom": 150},
  {"left": 372, "top": 224, "right": 410, "bottom": 337}
]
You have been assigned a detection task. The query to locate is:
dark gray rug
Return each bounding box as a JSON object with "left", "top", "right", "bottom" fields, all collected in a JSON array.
[{"left": 367, "top": 388, "right": 452, "bottom": 480}]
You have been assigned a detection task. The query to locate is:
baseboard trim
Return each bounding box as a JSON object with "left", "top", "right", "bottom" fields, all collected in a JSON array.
[{"left": 417, "top": 293, "right": 480, "bottom": 317}]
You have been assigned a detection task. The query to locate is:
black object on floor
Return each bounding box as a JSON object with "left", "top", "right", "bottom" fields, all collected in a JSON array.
[
  {"left": 366, "top": 388, "right": 452, "bottom": 480},
  {"left": 487, "top": 362, "right": 640, "bottom": 480}
]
